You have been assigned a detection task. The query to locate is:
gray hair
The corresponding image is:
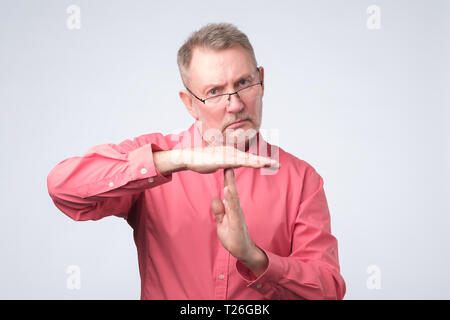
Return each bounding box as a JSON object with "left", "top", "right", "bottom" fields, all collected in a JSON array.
[{"left": 177, "top": 23, "right": 258, "bottom": 86}]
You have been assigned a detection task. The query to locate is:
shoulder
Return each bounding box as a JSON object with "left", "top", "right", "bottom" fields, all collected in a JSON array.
[{"left": 120, "top": 126, "right": 193, "bottom": 151}]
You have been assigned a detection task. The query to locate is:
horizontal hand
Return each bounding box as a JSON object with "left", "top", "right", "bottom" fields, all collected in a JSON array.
[{"left": 154, "top": 146, "right": 280, "bottom": 175}]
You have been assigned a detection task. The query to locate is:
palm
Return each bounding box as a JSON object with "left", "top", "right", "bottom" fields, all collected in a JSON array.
[
  {"left": 211, "top": 168, "right": 253, "bottom": 261},
  {"left": 186, "top": 146, "right": 278, "bottom": 174}
]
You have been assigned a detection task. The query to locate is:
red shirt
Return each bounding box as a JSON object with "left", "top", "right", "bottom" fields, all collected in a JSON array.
[{"left": 47, "top": 123, "right": 346, "bottom": 299}]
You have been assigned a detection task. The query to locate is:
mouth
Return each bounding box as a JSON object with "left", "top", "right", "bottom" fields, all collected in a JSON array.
[{"left": 225, "top": 119, "right": 249, "bottom": 130}]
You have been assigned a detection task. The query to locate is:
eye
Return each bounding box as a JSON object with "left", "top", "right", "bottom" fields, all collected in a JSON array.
[
  {"left": 208, "top": 88, "right": 218, "bottom": 96},
  {"left": 238, "top": 79, "right": 248, "bottom": 86}
]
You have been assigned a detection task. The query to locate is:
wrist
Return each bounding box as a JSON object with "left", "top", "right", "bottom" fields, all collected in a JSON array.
[
  {"left": 169, "top": 149, "right": 189, "bottom": 172},
  {"left": 154, "top": 149, "right": 186, "bottom": 176},
  {"left": 240, "top": 244, "right": 268, "bottom": 277}
]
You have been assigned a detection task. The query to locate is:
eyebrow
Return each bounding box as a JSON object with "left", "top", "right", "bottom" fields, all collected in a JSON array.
[{"left": 201, "top": 73, "right": 254, "bottom": 94}]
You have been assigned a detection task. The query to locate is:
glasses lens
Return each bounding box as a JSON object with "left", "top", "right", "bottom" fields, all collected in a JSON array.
[
  {"left": 205, "top": 94, "right": 227, "bottom": 107},
  {"left": 238, "top": 83, "right": 259, "bottom": 100},
  {"left": 204, "top": 82, "right": 261, "bottom": 107}
]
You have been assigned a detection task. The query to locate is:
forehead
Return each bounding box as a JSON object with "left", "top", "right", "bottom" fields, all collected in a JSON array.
[{"left": 188, "top": 45, "right": 255, "bottom": 88}]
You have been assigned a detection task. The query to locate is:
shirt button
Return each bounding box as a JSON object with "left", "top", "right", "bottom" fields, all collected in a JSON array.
[
  {"left": 256, "top": 284, "right": 262, "bottom": 289},
  {"left": 108, "top": 181, "right": 114, "bottom": 187},
  {"left": 140, "top": 168, "right": 147, "bottom": 174},
  {"left": 218, "top": 274, "right": 225, "bottom": 280},
  {"left": 148, "top": 177, "right": 154, "bottom": 183}
]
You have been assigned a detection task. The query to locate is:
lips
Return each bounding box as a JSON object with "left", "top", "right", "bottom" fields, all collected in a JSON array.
[{"left": 226, "top": 119, "right": 248, "bottom": 129}]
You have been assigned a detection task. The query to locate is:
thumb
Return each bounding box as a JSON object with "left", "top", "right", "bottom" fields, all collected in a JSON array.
[{"left": 211, "top": 196, "right": 225, "bottom": 224}]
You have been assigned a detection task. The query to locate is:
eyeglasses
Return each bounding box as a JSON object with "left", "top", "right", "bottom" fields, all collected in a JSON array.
[{"left": 185, "top": 68, "right": 263, "bottom": 107}]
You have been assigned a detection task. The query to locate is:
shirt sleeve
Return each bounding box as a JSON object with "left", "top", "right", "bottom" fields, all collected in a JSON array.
[
  {"left": 47, "top": 133, "right": 173, "bottom": 222},
  {"left": 235, "top": 167, "right": 346, "bottom": 300}
]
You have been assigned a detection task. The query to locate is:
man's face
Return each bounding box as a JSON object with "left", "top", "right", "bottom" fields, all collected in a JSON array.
[{"left": 180, "top": 45, "right": 264, "bottom": 147}]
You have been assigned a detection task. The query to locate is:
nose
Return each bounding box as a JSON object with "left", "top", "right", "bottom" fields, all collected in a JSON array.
[{"left": 225, "top": 93, "right": 244, "bottom": 114}]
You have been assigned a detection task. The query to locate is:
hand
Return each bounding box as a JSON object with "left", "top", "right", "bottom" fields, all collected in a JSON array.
[
  {"left": 184, "top": 146, "right": 279, "bottom": 174},
  {"left": 211, "top": 168, "right": 268, "bottom": 276},
  {"left": 154, "top": 146, "right": 280, "bottom": 176}
]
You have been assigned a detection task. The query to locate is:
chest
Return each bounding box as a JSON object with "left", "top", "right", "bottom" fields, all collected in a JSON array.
[{"left": 144, "top": 169, "right": 296, "bottom": 256}]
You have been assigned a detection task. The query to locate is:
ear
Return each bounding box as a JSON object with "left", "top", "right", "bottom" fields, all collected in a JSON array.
[
  {"left": 258, "top": 66, "right": 265, "bottom": 97},
  {"left": 179, "top": 89, "right": 199, "bottom": 120}
]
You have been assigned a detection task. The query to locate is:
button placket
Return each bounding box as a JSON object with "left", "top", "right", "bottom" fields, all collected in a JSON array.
[{"left": 213, "top": 168, "right": 230, "bottom": 299}]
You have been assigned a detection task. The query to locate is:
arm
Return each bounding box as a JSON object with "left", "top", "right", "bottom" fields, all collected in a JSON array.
[
  {"left": 47, "top": 133, "right": 175, "bottom": 221},
  {"left": 235, "top": 168, "right": 346, "bottom": 300},
  {"left": 48, "top": 137, "right": 277, "bottom": 222}
]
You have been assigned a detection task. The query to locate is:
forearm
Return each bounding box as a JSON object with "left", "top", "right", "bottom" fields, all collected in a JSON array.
[
  {"left": 236, "top": 248, "right": 346, "bottom": 300},
  {"left": 48, "top": 138, "right": 173, "bottom": 221},
  {"left": 153, "top": 149, "right": 187, "bottom": 176}
]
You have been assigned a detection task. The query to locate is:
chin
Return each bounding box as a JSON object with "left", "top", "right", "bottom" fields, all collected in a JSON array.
[{"left": 224, "top": 125, "right": 258, "bottom": 148}]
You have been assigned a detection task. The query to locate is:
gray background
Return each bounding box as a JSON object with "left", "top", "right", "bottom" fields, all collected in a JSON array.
[{"left": 0, "top": 0, "right": 448, "bottom": 299}]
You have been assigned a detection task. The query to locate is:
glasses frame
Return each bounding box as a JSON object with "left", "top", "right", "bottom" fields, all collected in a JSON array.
[{"left": 185, "top": 67, "right": 263, "bottom": 105}]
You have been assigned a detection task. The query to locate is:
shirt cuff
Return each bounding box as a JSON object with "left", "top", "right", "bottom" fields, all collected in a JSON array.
[
  {"left": 76, "top": 143, "right": 173, "bottom": 199},
  {"left": 235, "top": 247, "right": 286, "bottom": 296},
  {"left": 128, "top": 142, "right": 173, "bottom": 185}
]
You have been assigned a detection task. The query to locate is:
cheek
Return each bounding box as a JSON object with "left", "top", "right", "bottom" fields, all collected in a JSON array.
[
  {"left": 247, "top": 97, "right": 263, "bottom": 122},
  {"left": 198, "top": 106, "right": 226, "bottom": 129}
]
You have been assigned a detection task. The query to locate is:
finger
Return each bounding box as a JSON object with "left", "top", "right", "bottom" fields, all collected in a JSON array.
[
  {"left": 246, "top": 154, "right": 279, "bottom": 168},
  {"left": 224, "top": 186, "right": 239, "bottom": 213},
  {"left": 211, "top": 196, "right": 225, "bottom": 224},
  {"left": 224, "top": 168, "right": 237, "bottom": 192},
  {"left": 224, "top": 168, "right": 239, "bottom": 198},
  {"left": 258, "top": 157, "right": 280, "bottom": 169}
]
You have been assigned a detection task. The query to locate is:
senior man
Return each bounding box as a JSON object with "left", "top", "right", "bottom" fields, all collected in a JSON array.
[{"left": 47, "top": 23, "right": 346, "bottom": 300}]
